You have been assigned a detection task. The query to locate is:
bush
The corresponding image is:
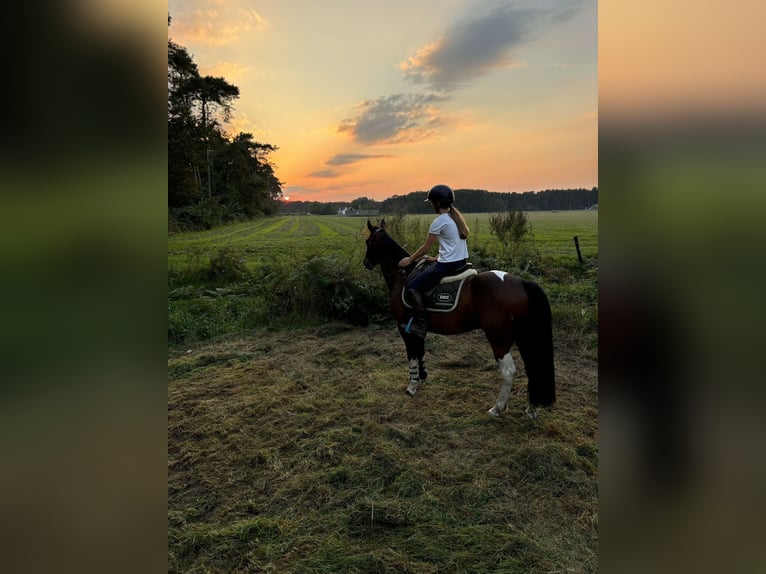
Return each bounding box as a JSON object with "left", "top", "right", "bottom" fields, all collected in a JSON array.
[
  {"left": 262, "top": 255, "right": 387, "bottom": 326},
  {"left": 489, "top": 210, "right": 530, "bottom": 245},
  {"left": 487, "top": 210, "right": 540, "bottom": 269},
  {"left": 207, "top": 248, "right": 248, "bottom": 283}
]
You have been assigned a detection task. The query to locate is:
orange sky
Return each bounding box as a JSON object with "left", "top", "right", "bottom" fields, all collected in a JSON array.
[{"left": 169, "top": 0, "right": 597, "bottom": 202}]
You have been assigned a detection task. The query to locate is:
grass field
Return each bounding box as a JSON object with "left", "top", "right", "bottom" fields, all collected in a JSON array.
[
  {"left": 168, "top": 210, "right": 598, "bottom": 572},
  {"left": 168, "top": 211, "right": 597, "bottom": 271}
]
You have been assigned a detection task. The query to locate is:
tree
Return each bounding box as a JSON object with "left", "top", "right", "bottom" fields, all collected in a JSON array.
[
  {"left": 213, "top": 133, "right": 282, "bottom": 217},
  {"left": 168, "top": 16, "right": 283, "bottom": 229},
  {"left": 167, "top": 41, "right": 198, "bottom": 122},
  {"left": 168, "top": 39, "right": 202, "bottom": 207}
]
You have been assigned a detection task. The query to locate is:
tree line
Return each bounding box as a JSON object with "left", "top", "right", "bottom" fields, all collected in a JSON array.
[
  {"left": 279, "top": 187, "right": 598, "bottom": 215},
  {"left": 168, "top": 16, "right": 283, "bottom": 231}
]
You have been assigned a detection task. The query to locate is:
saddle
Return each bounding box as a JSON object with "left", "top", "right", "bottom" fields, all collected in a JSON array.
[{"left": 402, "top": 259, "right": 477, "bottom": 313}]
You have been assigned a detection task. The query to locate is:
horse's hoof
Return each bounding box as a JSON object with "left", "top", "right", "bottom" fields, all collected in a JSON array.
[
  {"left": 487, "top": 406, "right": 500, "bottom": 417},
  {"left": 525, "top": 406, "right": 538, "bottom": 419},
  {"left": 405, "top": 387, "right": 417, "bottom": 397}
]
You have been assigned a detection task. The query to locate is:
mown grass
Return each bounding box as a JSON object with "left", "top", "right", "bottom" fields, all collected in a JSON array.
[
  {"left": 169, "top": 325, "right": 598, "bottom": 573},
  {"left": 168, "top": 210, "right": 598, "bottom": 572}
]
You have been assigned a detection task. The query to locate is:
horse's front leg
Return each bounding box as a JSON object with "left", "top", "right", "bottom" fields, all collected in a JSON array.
[
  {"left": 415, "top": 336, "right": 427, "bottom": 382},
  {"left": 400, "top": 330, "right": 425, "bottom": 396}
]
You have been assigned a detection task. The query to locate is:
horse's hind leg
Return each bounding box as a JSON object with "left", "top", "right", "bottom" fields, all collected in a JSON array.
[{"left": 488, "top": 349, "right": 516, "bottom": 417}]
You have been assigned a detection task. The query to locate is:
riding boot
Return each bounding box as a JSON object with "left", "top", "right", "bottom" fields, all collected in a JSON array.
[{"left": 402, "top": 288, "right": 428, "bottom": 338}]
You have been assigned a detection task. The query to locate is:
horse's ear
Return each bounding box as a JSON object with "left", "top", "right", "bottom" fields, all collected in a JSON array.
[
  {"left": 380, "top": 219, "right": 386, "bottom": 229},
  {"left": 367, "top": 219, "right": 375, "bottom": 233}
]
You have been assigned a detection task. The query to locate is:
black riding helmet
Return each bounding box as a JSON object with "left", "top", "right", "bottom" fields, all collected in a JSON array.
[{"left": 425, "top": 184, "right": 454, "bottom": 204}]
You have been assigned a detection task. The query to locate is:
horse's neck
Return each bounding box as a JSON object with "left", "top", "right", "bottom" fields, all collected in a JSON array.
[
  {"left": 380, "top": 239, "right": 408, "bottom": 293},
  {"left": 381, "top": 260, "right": 405, "bottom": 292}
]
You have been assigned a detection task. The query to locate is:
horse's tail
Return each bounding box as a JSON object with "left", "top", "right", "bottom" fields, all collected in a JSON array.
[{"left": 517, "top": 280, "right": 556, "bottom": 407}]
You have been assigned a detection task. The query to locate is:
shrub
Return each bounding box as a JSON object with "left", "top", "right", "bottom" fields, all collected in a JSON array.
[
  {"left": 261, "top": 255, "right": 388, "bottom": 326},
  {"left": 488, "top": 210, "right": 540, "bottom": 269},
  {"left": 207, "top": 248, "right": 248, "bottom": 283},
  {"left": 489, "top": 210, "right": 530, "bottom": 245}
]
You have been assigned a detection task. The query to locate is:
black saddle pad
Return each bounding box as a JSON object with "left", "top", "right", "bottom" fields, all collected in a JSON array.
[
  {"left": 402, "top": 259, "right": 474, "bottom": 312},
  {"left": 403, "top": 277, "right": 470, "bottom": 313}
]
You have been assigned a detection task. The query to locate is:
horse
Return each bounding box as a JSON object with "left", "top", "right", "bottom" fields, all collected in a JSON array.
[{"left": 363, "top": 219, "right": 555, "bottom": 418}]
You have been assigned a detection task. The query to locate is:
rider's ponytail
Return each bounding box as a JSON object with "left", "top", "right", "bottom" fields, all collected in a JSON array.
[{"left": 449, "top": 205, "right": 469, "bottom": 240}]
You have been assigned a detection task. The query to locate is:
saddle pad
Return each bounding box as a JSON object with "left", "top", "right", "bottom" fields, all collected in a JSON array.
[{"left": 402, "top": 273, "right": 475, "bottom": 313}]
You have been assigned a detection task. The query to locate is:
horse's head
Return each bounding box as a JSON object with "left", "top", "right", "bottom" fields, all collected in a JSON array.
[{"left": 363, "top": 219, "right": 386, "bottom": 270}]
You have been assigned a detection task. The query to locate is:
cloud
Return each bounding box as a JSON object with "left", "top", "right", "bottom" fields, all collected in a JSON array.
[
  {"left": 308, "top": 153, "right": 392, "bottom": 179},
  {"left": 400, "top": 1, "right": 584, "bottom": 90},
  {"left": 334, "top": 1, "right": 587, "bottom": 147},
  {"left": 325, "top": 153, "right": 392, "bottom": 166},
  {"left": 169, "top": 1, "right": 268, "bottom": 46},
  {"left": 308, "top": 169, "right": 341, "bottom": 178},
  {"left": 337, "top": 93, "right": 448, "bottom": 145}
]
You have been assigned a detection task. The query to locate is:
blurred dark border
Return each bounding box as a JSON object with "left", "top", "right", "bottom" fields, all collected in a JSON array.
[
  {"left": 2, "top": 2, "right": 765, "bottom": 573},
  {"left": 599, "top": 1, "right": 766, "bottom": 569},
  {"left": 600, "top": 113, "right": 766, "bottom": 572},
  {"left": 0, "top": 2, "right": 167, "bottom": 573}
]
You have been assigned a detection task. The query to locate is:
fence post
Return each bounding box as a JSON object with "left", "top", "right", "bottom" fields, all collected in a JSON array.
[{"left": 573, "top": 236, "right": 583, "bottom": 265}]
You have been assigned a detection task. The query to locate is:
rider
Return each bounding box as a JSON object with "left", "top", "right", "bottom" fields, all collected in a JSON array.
[{"left": 397, "top": 184, "right": 470, "bottom": 338}]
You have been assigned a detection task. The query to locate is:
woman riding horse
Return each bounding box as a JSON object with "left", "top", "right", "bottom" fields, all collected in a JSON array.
[{"left": 397, "top": 184, "right": 470, "bottom": 339}]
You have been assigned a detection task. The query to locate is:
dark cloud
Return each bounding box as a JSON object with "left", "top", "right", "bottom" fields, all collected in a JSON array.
[
  {"left": 335, "top": 2, "right": 586, "bottom": 147},
  {"left": 337, "top": 92, "right": 448, "bottom": 145},
  {"left": 308, "top": 169, "right": 341, "bottom": 178},
  {"left": 401, "top": 1, "right": 585, "bottom": 91},
  {"left": 326, "top": 153, "right": 391, "bottom": 166},
  {"left": 309, "top": 153, "right": 393, "bottom": 179}
]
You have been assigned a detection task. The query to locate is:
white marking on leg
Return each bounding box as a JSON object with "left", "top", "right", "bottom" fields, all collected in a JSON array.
[
  {"left": 406, "top": 359, "right": 420, "bottom": 396},
  {"left": 491, "top": 270, "right": 507, "bottom": 281},
  {"left": 525, "top": 405, "right": 538, "bottom": 419},
  {"left": 488, "top": 352, "right": 516, "bottom": 417}
]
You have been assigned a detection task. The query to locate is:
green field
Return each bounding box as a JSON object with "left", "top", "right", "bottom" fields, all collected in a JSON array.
[
  {"left": 168, "top": 210, "right": 598, "bottom": 572},
  {"left": 169, "top": 210, "right": 597, "bottom": 274}
]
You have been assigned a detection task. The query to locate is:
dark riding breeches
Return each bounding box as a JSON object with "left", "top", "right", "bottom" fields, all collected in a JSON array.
[{"left": 406, "top": 259, "right": 466, "bottom": 293}]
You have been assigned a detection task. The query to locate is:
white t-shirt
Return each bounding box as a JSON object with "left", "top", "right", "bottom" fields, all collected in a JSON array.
[{"left": 429, "top": 213, "right": 468, "bottom": 262}]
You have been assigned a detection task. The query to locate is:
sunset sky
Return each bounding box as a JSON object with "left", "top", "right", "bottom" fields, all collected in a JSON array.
[{"left": 168, "top": 0, "right": 597, "bottom": 202}]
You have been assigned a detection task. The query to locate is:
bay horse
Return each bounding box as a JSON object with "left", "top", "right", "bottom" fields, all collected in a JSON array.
[{"left": 363, "top": 219, "right": 555, "bottom": 418}]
